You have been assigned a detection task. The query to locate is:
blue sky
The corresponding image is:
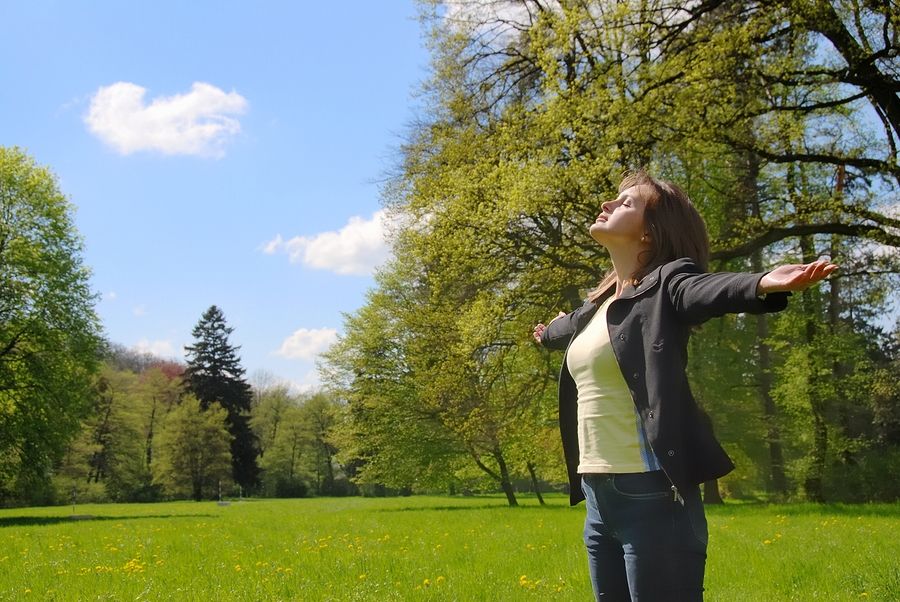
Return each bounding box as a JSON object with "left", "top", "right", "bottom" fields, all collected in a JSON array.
[{"left": 1, "top": 1, "right": 430, "bottom": 391}]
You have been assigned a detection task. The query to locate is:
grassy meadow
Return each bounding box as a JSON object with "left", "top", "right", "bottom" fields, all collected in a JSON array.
[{"left": 0, "top": 495, "right": 897, "bottom": 601}]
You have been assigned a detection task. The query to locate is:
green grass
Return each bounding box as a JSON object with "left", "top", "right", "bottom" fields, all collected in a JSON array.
[{"left": 1, "top": 495, "right": 897, "bottom": 600}]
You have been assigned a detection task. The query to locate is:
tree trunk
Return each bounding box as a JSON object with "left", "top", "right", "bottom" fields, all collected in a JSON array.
[
  {"left": 146, "top": 400, "right": 157, "bottom": 468},
  {"left": 800, "top": 235, "right": 827, "bottom": 502},
  {"left": 743, "top": 138, "right": 789, "bottom": 498},
  {"left": 752, "top": 288, "right": 789, "bottom": 497},
  {"left": 470, "top": 445, "right": 518, "bottom": 506},
  {"left": 494, "top": 447, "right": 518, "bottom": 507},
  {"left": 805, "top": 413, "right": 828, "bottom": 502},
  {"left": 526, "top": 462, "right": 545, "bottom": 506}
]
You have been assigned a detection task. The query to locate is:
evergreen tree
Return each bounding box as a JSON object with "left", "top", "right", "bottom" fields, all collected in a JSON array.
[{"left": 184, "top": 305, "right": 259, "bottom": 491}]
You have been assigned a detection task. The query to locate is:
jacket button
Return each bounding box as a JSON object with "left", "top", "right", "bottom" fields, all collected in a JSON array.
[
  {"left": 618, "top": 333, "right": 626, "bottom": 341},
  {"left": 667, "top": 449, "right": 675, "bottom": 457},
  {"left": 648, "top": 411, "right": 654, "bottom": 419},
  {"left": 632, "top": 372, "right": 639, "bottom": 380}
]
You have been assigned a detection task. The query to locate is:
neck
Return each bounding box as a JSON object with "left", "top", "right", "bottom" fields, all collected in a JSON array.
[{"left": 607, "top": 244, "right": 646, "bottom": 297}]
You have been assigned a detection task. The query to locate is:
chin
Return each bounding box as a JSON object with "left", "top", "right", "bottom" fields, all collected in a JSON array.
[{"left": 588, "top": 226, "right": 606, "bottom": 244}]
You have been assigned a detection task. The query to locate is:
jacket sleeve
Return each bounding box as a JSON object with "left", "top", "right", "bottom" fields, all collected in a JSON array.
[
  {"left": 665, "top": 258, "right": 790, "bottom": 325},
  {"left": 539, "top": 305, "right": 583, "bottom": 351}
]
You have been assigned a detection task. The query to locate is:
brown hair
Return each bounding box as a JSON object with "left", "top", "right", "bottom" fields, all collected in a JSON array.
[{"left": 588, "top": 169, "right": 710, "bottom": 301}]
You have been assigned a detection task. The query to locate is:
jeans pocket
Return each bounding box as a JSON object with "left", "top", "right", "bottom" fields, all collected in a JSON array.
[{"left": 610, "top": 471, "right": 671, "bottom": 500}]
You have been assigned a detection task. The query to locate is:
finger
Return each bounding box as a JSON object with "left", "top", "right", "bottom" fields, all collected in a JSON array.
[{"left": 813, "top": 260, "right": 836, "bottom": 277}]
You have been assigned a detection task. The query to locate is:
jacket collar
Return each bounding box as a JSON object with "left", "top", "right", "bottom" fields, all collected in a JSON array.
[{"left": 597, "top": 264, "right": 664, "bottom": 303}]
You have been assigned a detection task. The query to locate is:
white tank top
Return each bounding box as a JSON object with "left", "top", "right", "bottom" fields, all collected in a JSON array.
[{"left": 565, "top": 297, "right": 660, "bottom": 473}]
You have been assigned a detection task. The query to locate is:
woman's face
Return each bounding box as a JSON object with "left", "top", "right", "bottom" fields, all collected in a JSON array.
[{"left": 589, "top": 184, "right": 650, "bottom": 246}]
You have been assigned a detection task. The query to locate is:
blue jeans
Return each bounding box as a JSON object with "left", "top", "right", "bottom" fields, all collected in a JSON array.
[{"left": 581, "top": 471, "right": 708, "bottom": 601}]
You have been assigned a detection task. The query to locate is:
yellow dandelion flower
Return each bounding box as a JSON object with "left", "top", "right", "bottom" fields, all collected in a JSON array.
[
  {"left": 436, "top": 576, "right": 445, "bottom": 584},
  {"left": 423, "top": 578, "right": 431, "bottom": 587},
  {"left": 234, "top": 564, "right": 242, "bottom": 572},
  {"left": 763, "top": 540, "right": 772, "bottom": 545},
  {"left": 359, "top": 574, "right": 367, "bottom": 580}
]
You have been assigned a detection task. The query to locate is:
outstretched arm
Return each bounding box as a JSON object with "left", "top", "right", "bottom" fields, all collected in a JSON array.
[
  {"left": 533, "top": 312, "right": 566, "bottom": 345},
  {"left": 757, "top": 259, "right": 838, "bottom": 295}
]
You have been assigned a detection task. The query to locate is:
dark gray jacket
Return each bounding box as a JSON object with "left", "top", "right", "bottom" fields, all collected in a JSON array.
[{"left": 541, "top": 258, "right": 790, "bottom": 505}]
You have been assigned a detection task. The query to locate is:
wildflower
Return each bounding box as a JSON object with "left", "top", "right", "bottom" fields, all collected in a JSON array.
[
  {"left": 122, "top": 558, "right": 145, "bottom": 574},
  {"left": 423, "top": 578, "right": 431, "bottom": 587},
  {"left": 436, "top": 576, "right": 445, "bottom": 584},
  {"left": 763, "top": 539, "right": 772, "bottom": 545},
  {"left": 359, "top": 574, "right": 366, "bottom": 580},
  {"left": 234, "top": 564, "right": 242, "bottom": 572}
]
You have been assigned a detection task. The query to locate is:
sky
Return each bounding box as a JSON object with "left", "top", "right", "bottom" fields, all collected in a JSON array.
[{"left": 0, "top": 1, "right": 431, "bottom": 392}]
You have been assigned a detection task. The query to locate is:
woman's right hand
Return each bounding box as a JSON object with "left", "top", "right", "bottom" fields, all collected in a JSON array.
[
  {"left": 533, "top": 312, "right": 566, "bottom": 345},
  {"left": 757, "top": 259, "right": 838, "bottom": 294}
]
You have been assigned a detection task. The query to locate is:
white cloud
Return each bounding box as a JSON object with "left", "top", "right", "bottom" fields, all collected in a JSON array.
[
  {"left": 275, "top": 328, "right": 338, "bottom": 360},
  {"left": 84, "top": 81, "right": 248, "bottom": 157},
  {"left": 133, "top": 339, "right": 177, "bottom": 358},
  {"left": 263, "top": 210, "right": 391, "bottom": 276},
  {"left": 104, "top": 291, "right": 118, "bottom": 301},
  {"left": 133, "top": 305, "right": 147, "bottom": 317}
]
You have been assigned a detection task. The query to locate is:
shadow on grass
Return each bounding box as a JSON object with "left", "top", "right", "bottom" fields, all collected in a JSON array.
[
  {"left": 0, "top": 513, "right": 218, "bottom": 527},
  {"left": 706, "top": 501, "right": 900, "bottom": 518},
  {"left": 377, "top": 503, "right": 573, "bottom": 513}
]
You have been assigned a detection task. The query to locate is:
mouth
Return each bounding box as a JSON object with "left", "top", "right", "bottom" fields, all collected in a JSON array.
[{"left": 595, "top": 215, "right": 607, "bottom": 223}]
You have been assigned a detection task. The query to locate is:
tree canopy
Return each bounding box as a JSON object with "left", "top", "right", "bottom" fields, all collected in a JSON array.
[
  {"left": 0, "top": 146, "right": 103, "bottom": 504},
  {"left": 322, "top": 0, "right": 900, "bottom": 504}
]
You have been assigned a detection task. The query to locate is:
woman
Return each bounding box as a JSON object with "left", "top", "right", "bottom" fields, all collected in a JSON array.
[{"left": 532, "top": 171, "right": 836, "bottom": 601}]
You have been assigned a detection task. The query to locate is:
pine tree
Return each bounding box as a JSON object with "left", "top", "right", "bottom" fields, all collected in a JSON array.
[{"left": 183, "top": 305, "right": 259, "bottom": 491}]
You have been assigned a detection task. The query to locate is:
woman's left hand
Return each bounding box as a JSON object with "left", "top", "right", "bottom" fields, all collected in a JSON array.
[{"left": 757, "top": 259, "right": 838, "bottom": 295}]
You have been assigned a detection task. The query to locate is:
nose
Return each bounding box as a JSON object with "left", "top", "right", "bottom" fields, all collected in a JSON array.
[{"left": 600, "top": 199, "right": 615, "bottom": 213}]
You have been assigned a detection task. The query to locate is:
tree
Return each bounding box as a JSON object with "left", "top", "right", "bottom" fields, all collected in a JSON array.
[
  {"left": 326, "top": 0, "right": 900, "bottom": 504},
  {"left": 184, "top": 305, "right": 259, "bottom": 491},
  {"left": 152, "top": 395, "right": 233, "bottom": 500},
  {"left": 54, "top": 351, "right": 185, "bottom": 502},
  {"left": 298, "top": 392, "right": 346, "bottom": 495},
  {"left": 249, "top": 381, "right": 294, "bottom": 459},
  {"left": 256, "top": 404, "right": 309, "bottom": 497},
  {"left": 0, "top": 146, "right": 102, "bottom": 504}
]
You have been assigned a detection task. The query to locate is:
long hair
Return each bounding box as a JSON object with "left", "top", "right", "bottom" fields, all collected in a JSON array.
[{"left": 588, "top": 170, "right": 710, "bottom": 302}]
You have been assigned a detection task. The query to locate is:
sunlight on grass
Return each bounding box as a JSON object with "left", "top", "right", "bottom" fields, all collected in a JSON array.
[{"left": 1, "top": 497, "right": 897, "bottom": 600}]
